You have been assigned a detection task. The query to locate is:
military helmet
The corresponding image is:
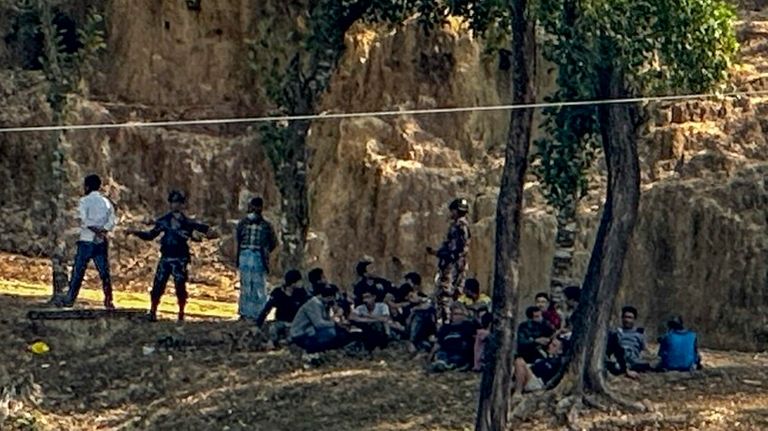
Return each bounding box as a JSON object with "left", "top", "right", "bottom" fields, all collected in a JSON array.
[
  {"left": 449, "top": 197, "right": 469, "bottom": 213},
  {"left": 168, "top": 190, "right": 187, "bottom": 204}
]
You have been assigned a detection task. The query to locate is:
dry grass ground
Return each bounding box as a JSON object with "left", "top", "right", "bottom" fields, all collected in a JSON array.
[{"left": 0, "top": 252, "right": 767, "bottom": 431}]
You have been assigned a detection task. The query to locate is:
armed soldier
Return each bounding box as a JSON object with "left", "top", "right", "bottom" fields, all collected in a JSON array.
[
  {"left": 427, "top": 198, "right": 471, "bottom": 322},
  {"left": 127, "top": 190, "right": 213, "bottom": 322}
]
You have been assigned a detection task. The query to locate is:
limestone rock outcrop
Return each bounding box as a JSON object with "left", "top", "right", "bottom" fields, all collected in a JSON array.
[{"left": 1, "top": 1, "right": 768, "bottom": 350}]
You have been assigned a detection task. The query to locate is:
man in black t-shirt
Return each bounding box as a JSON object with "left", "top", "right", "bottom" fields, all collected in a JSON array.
[
  {"left": 307, "top": 267, "right": 326, "bottom": 296},
  {"left": 256, "top": 270, "right": 310, "bottom": 346},
  {"left": 351, "top": 260, "right": 393, "bottom": 306},
  {"left": 430, "top": 302, "right": 479, "bottom": 372},
  {"left": 517, "top": 306, "right": 555, "bottom": 363},
  {"left": 384, "top": 273, "right": 436, "bottom": 352},
  {"left": 386, "top": 272, "right": 424, "bottom": 324}
]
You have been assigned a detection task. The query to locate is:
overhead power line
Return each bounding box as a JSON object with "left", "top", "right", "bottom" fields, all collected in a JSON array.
[{"left": 0, "top": 89, "right": 766, "bottom": 134}]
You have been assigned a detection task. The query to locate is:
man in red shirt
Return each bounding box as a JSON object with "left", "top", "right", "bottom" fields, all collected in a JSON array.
[{"left": 535, "top": 292, "right": 561, "bottom": 330}]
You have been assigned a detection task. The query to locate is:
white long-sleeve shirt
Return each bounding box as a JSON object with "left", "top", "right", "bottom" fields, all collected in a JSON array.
[{"left": 78, "top": 191, "right": 116, "bottom": 242}]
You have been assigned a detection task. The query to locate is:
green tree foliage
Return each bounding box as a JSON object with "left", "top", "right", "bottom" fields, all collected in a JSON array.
[
  {"left": 16, "top": 0, "right": 108, "bottom": 298},
  {"left": 22, "top": 1, "right": 106, "bottom": 112},
  {"left": 247, "top": 0, "right": 510, "bottom": 169},
  {"left": 532, "top": 0, "right": 739, "bottom": 414},
  {"left": 245, "top": 0, "right": 513, "bottom": 268},
  {"left": 534, "top": 0, "right": 738, "bottom": 215}
]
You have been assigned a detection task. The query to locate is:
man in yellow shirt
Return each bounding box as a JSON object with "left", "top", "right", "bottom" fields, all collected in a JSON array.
[
  {"left": 457, "top": 278, "right": 492, "bottom": 371},
  {"left": 458, "top": 279, "right": 491, "bottom": 319}
]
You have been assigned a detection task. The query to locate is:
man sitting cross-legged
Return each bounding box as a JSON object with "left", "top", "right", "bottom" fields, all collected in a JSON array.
[
  {"left": 350, "top": 288, "right": 403, "bottom": 352},
  {"left": 429, "top": 302, "right": 479, "bottom": 372},
  {"left": 657, "top": 315, "right": 703, "bottom": 372},
  {"left": 290, "top": 284, "right": 350, "bottom": 358}
]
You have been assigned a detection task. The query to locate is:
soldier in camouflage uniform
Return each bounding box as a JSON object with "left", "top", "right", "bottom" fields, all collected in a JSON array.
[{"left": 428, "top": 198, "right": 471, "bottom": 323}]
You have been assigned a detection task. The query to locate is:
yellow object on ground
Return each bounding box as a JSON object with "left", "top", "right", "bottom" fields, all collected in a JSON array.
[{"left": 29, "top": 341, "right": 50, "bottom": 354}]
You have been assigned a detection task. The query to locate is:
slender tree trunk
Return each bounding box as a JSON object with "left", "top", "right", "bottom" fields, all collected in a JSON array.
[
  {"left": 549, "top": 202, "right": 577, "bottom": 307},
  {"left": 276, "top": 120, "right": 311, "bottom": 271},
  {"left": 475, "top": 0, "right": 536, "bottom": 429},
  {"left": 39, "top": 1, "right": 70, "bottom": 301},
  {"left": 265, "top": 2, "right": 373, "bottom": 272},
  {"left": 49, "top": 126, "right": 69, "bottom": 300},
  {"left": 557, "top": 54, "right": 640, "bottom": 394}
]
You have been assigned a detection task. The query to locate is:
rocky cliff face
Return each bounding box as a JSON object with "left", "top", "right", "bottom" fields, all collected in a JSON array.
[
  {"left": 623, "top": 166, "right": 768, "bottom": 351},
  {"left": 1, "top": 1, "right": 768, "bottom": 350}
]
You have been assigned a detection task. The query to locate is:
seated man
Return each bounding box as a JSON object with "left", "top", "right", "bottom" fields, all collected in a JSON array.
[
  {"left": 256, "top": 269, "right": 310, "bottom": 347},
  {"left": 561, "top": 285, "right": 580, "bottom": 327},
  {"left": 430, "top": 302, "right": 479, "bottom": 372},
  {"left": 403, "top": 283, "right": 437, "bottom": 353},
  {"left": 349, "top": 289, "right": 401, "bottom": 351},
  {"left": 458, "top": 279, "right": 492, "bottom": 371},
  {"left": 513, "top": 337, "right": 566, "bottom": 395},
  {"left": 386, "top": 272, "right": 423, "bottom": 325},
  {"left": 609, "top": 306, "right": 651, "bottom": 373},
  {"left": 290, "top": 284, "right": 348, "bottom": 355},
  {"left": 658, "top": 315, "right": 702, "bottom": 372},
  {"left": 517, "top": 306, "right": 555, "bottom": 363},
  {"left": 605, "top": 332, "right": 640, "bottom": 379},
  {"left": 459, "top": 279, "right": 492, "bottom": 316},
  {"left": 534, "top": 292, "right": 561, "bottom": 330},
  {"left": 351, "top": 260, "right": 392, "bottom": 306},
  {"left": 307, "top": 267, "right": 327, "bottom": 296}
]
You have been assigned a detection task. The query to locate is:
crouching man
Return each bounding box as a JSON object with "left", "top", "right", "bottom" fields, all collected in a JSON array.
[{"left": 290, "top": 284, "right": 349, "bottom": 357}]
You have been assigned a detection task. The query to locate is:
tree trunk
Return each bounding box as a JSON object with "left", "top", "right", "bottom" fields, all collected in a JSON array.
[
  {"left": 264, "top": 2, "right": 374, "bottom": 272},
  {"left": 548, "top": 202, "right": 577, "bottom": 308},
  {"left": 49, "top": 127, "right": 69, "bottom": 300},
  {"left": 558, "top": 55, "right": 640, "bottom": 394},
  {"left": 475, "top": 0, "right": 536, "bottom": 429},
  {"left": 275, "top": 120, "right": 311, "bottom": 272},
  {"left": 39, "top": 1, "right": 70, "bottom": 301}
]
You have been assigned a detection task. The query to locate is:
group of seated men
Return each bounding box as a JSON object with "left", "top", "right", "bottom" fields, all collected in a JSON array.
[
  {"left": 513, "top": 286, "right": 704, "bottom": 395},
  {"left": 255, "top": 260, "right": 493, "bottom": 368},
  {"left": 255, "top": 262, "right": 703, "bottom": 380}
]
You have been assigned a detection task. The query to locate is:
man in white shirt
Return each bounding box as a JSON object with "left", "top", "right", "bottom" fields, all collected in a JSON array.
[
  {"left": 59, "top": 174, "right": 117, "bottom": 308},
  {"left": 349, "top": 289, "right": 402, "bottom": 351}
]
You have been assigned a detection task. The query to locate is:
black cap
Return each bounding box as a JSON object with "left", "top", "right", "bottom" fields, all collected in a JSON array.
[
  {"left": 249, "top": 197, "right": 264, "bottom": 208},
  {"left": 168, "top": 190, "right": 186, "bottom": 203},
  {"left": 449, "top": 198, "right": 469, "bottom": 213}
]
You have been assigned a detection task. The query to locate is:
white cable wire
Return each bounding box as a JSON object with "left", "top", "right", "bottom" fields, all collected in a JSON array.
[{"left": 0, "top": 89, "right": 766, "bottom": 134}]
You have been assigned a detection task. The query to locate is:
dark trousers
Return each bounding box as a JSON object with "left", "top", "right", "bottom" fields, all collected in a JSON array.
[
  {"left": 151, "top": 257, "right": 189, "bottom": 305},
  {"left": 294, "top": 327, "right": 348, "bottom": 354},
  {"left": 351, "top": 321, "right": 390, "bottom": 351},
  {"left": 65, "top": 241, "right": 112, "bottom": 304},
  {"left": 409, "top": 308, "right": 437, "bottom": 350},
  {"left": 435, "top": 350, "right": 470, "bottom": 368}
]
